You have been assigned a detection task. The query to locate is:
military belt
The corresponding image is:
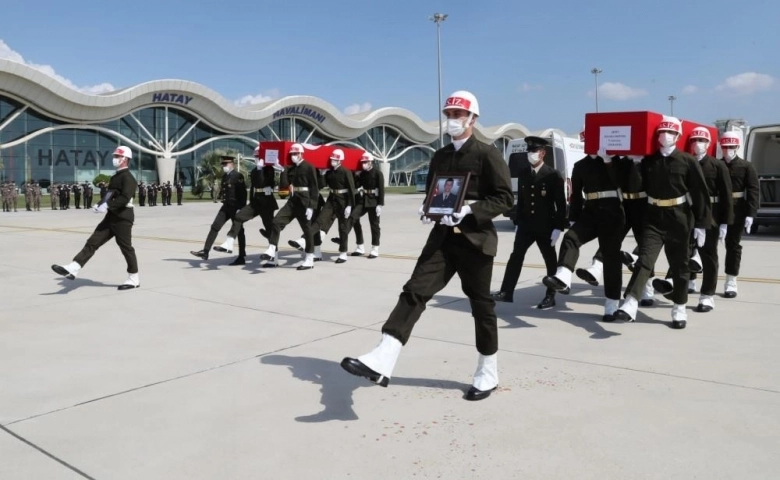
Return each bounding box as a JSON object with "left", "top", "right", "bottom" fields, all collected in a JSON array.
[
  {"left": 648, "top": 195, "right": 687, "bottom": 207},
  {"left": 254, "top": 188, "right": 272, "bottom": 194},
  {"left": 330, "top": 188, "right": 349, "bottom": 194},
  {"left": 622, "top": 192, "right": 647, "bottom": 200},
  {"left": 363, "top": 188, "right": 378, "bottom": 195},
  {"left": 732, "top": 191, "right": 745, "bottom": 199},
  {"left": 709, "top": 196, "right": 719, "bottom": 203},
  {"left": 584, "top": 190, "right": 619, "bottom": 201},
  {"left": 293, "top": 186, "right": 309, "bottom": 192}
]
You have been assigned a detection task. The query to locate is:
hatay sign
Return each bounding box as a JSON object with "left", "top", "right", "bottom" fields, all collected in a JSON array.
[
  {"left": 151, "top": 93, "right": 194, "bottom": 105},
  {"left": 273, "top": 105, "right": 327, "bottom": 124},
  {"left": 38, "top": 149, "right": 117, "bottom": 167}
]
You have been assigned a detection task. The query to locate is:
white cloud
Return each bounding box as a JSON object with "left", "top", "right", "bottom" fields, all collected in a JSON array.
[
  {"left": 589, "top": 82, "right": 648, "bottom": 101},
  {"left": 682, "top": 85, "right": 698, "bottom": 94},
  {"left": 716, "top": 72, "right": 775, "bottom": 96},
  {"left": 343, "top": 102, "right": 372, "bottom": 115},
  {"left": 0, "top": 39, "right": 116, "bottom": 94},
  {"left": 519, "top": 82, "right": 543, "bottom": 92},
  {"left": 234, "top": 88, "right": 280, "bottom": 106}
]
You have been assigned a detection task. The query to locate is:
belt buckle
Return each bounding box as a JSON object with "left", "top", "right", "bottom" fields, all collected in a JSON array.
[{"left": 453, "top": 226, "right": 461, "bottom": 234}]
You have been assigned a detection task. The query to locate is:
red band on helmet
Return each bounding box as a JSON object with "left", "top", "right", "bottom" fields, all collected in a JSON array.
[{"left": 445, "top": 97, "right": 471, "bottom": 110}]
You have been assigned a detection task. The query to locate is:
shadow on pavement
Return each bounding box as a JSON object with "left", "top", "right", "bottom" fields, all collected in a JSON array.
[{"left": 40, "top": 277, "right": 116, "bottom": 295}]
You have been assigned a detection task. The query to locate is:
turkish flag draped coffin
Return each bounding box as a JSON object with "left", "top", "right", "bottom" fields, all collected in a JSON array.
[
  {"left": 584, "top": 111, "right": 719, "bottom": 157},
  {"left": 258, "top": 141, "right": 365, "bottom": 171}
]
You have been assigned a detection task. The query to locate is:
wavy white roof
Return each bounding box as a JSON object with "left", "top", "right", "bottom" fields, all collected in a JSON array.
[{"left": 0, "top": 59, "right": 544, "bottom": 144}]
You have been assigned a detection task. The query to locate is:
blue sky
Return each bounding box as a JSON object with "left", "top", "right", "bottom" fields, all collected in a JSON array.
[{"left": 1, "top": 0, "right": 778, "bottom": 134}]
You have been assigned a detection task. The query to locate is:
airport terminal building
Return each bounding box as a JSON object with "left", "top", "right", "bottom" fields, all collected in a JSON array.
[{"left": 0, "top": 59, "right": 554, "bottom": 187}]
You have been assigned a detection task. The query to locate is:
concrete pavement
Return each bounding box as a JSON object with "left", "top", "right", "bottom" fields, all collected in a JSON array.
[{"left": 1, "top": 195, "right": 778, "bottom": 479}]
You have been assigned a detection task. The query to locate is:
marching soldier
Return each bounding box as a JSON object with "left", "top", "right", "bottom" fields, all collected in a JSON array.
[
  {"left": 347, "top": 152, "right": 385, "bottom": 258},
  {"left": 213, "top": 147, "right": 284, "bottom": 266},
  {"left": 73, "top": 182, "right": 82, "bottom": 209},
  {"left": 52, "top": 146, "right": 141, "bottom": 290},
  {"left": 614, "top": 117, "right": 710, "bottom": 329},
  {"left": 341, "top": 90, "right": 513, "bottom": 401},
  {"left": 190, "top": 156, "right": 247, "bottom": 262},
  {"left": 492, "top": 136, "right": 567, "bottom": 309},
  {"left": 175, "top": 181, "right": 183, "bottom": 205},
  {"left": 721, "top": 131, "right": 760, "bottom": 298},
  {"left": 543, "top": 148, "right": 625, "bottom": 321},
  {"left": 261, "top": 143, "right": 320, "bottom": 270},
  {"left": 309, "top": 149, "right": 356, "bottom": 264},
  {"left": 138, "top": 182, "right": 146, "bottom": 206},
  {"left": 50, "top": 183, "right": 59, "bottom": 210}
]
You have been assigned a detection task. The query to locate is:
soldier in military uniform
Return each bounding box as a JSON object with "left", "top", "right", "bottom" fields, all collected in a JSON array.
[
  {"left": 83, "top": 182, "right": 93, "bottom": 209},
  {"left": 145, "top": 183, "right": 153, "bottom": 206},
  {"left": 213, "top": 147, "right": 284, "bottom": 266},
  {"left": 1, "top": 182, "right": 8, "bottom": 212},
  {"left": 543, "top": 148, "right": 625, "bottom": 320},
  {"left": 720, "top": 131, "right": 760, "bottom": 299},
  {"left": 52, "top": 146, "right": 140, "bottom": 290},
  {"left": 190, "top": 156, "right": 247, "bottom": 262},
  {"left": 492, "top": 136, "right": 567, "bottom": 309},
  {"left": 25, "top": 181, "right": 34, "bottom": 211},
  {"left": 73, "top": 182, "right": 82, "bottom": 209},
  {"left": 33, "top": 183, "right": 42, "bottom": 211},
  {"left": 175, "top": 181, "right": 183, "bottom": 205},
  {"left": 347, "top": 152, "right": 385, "bottom": 258},
  {"left": 50, "top": 183, "right": 59, "bottom": 210},
  {"left": 614, "top": 117, "right": 710, "bottom": 329},
  {"left": 64, "top": 183, "right": 71, "bottom": 209},
  {"left": 308, "top": 149, "right": 356, "bottom": 264},
  {"left": 342, "top": 90, "right": 513, "bottom": 401},
  {"left": 138, "top": 182, "right": 146, "bottom": 206},
  {"left": 260, "top": 143, "right": 320, "bottom": 270}
]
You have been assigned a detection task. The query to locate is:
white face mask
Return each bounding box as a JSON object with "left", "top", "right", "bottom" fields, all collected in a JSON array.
[
  {"left": 527, "top": 152, "right": 541, "bottom": 165},
  {"left": 361, "top": 162, "right": 372, "bottom": 171},
  {"left": 658, "top": 132, "right": 678, "bottom": 148},
  {"left": 222, "top": 166, "right": 231, "bottom": 173},
  {"left": 692, "top": 142, "right": 708, "bottom": 156},
  {"left": 723, "top": 149, "right": 737, "bottom": 161},
  {"left": 256, "top": 160, "right": 264, "bottom": 168},
  {"left": 112, "top": 157, "right": 122, "bottom": 168},
  {"left": 291, "top": 154, "right": 302, "bottom": 165},
  {"left": 330, "top": 160, "right": 340, "bottom": 169},
  {"left": 445, "top": 114, "right": 471, "bottom": 138}
]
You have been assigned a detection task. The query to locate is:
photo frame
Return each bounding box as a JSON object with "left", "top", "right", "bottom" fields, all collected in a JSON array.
[{"left": 422, "top": 172, "right": 471, "bottom": 220}]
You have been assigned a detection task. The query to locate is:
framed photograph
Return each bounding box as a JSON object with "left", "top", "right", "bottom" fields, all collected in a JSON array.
[{"left": 423, "top": 172, "right": 471, "bottom": 219}]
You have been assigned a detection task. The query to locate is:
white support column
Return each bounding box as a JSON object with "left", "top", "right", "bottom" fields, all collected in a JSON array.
[
  {"left": 380, "top": 161, "right": 391, "bottom": 187},
  {"left": 156, "top": 154, "right": 176, "bottom": 184}
]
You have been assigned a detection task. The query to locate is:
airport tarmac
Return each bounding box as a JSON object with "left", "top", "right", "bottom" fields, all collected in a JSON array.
[{"left": 1, "top": 194, "right": 778, "bottom": 480}]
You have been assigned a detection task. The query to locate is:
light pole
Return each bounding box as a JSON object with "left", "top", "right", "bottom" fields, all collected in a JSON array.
[
  {"left": 590, "top": 68, "right": 602, "bottom": 112},
  {"left": 668, "top": 95, "right": 677, "bottom": 116},
  {"left": 430, "top": 13, "right": 448, "bottom": 148}
]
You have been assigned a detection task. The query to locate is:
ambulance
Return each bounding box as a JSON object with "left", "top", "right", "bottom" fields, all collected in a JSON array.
[
  {"left": 503, "top": 133, "right": 585, "bottom": 220},
  {"left": 743, "top": 123, "right": 780, "bottom": 233}
]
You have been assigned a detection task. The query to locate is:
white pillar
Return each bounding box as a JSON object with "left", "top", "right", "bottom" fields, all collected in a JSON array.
[
  {"left": 156, "top": 155, "right": 176, "bottom": 184},
  {"left": 380, "top": 161, "right": 391, "bottom": 187}
]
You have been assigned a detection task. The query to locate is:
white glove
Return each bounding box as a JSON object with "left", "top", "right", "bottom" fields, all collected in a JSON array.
[
  {"left": 273, "top": 163, "right": 284, "bottom": 172},
  {"left": 376, "top": 205, "right": 382, "bottom": 217},
  {"left": 631, "top": 155, "right": 643, "bottom": 164},
  {"left": 440, "top": 205, "right": 472, "bottom": 227},
  {"left": 598, "top": 148, "right": 610, "bottom": 162},
  {"left": 568, "top": 221, "right": 575, "bottom": 228},
  {"left": 288, "top": 185, "right": 294, "bottom": 196},
  {"left": 718, "top": 224, "right": 727, "bottom": 243},
  {"left": 93, "top": 203, "right": 108, "bottom": 214},
  {"left": 305, "top": 208, "right": 313, "bottom": 221},
  {"left": 693, "top": 228, "right": 706, "bottom": 247},
  {"left": 550, "top": 229, "right": 561, "bottom": 246},
  {"left": 263, "top": 186, "right": 272, "bottom": 195},
  {"left": 418, "top": 203, "right": 432, "bottom": 225},
  {"left": 344, "top": 206, "right": 352, "bottom": 217},
  {"left": 744, "top": 217, "right": 753, "bottom": 234}
]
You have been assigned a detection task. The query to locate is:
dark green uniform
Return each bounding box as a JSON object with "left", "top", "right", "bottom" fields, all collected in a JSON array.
[
  {"left": 73, "top": 168, "right": 139, "bottom": 273},
  {"left": 498, "top": 162, "right": 566, "bottom": 300},
  {"left": 724, "top": 156, "right": 759, "bottom": 276},
  {"left": 269, "top": 160, "right": 320, "bottom": 254},
  {"left": 202, "top": 169, "right": 247, "bottom": 257},
  {"left": 227, "top": 166, "right": 281, "bottom": 239},
  {"left": 556, "top": 155, "right": 625, "bottom": 300},
  {"left": 350, "top": 166, "right": 385, "bottom": 248},
  {"left": 313, "top": 165, "right": 356, "bottom": 253},
  {"left": 622, "top": 149, "right": 710, "bottom": 306},
  {"left": 382, "top": 137, "right": 513, "bottom": 356}
]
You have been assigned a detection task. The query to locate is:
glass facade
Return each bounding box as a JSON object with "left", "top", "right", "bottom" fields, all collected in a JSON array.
[{"left": 0, "top": 95, "right": 513, "bottom": 189}]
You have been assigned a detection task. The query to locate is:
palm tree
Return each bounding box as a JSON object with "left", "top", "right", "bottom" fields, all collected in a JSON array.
[{"left": 193, "top": 149, "right": 244, "bottom": 200}]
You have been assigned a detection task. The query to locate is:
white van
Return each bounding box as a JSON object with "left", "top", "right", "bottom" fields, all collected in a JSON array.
[
  {"left": 503, "top": 134, "right": 585, "bottom": 220},
  {"left": 744, "top": 124, "right": 780, "bottom": 232}
]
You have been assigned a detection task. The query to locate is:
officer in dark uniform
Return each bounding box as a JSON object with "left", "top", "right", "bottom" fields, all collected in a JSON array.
[
  {"left": 261, "top": 144, "right": 320, "bottom": 270},
  {"left": 308, "top": 149, "right": 356, "bottom": 264},
  {"left": 491, "top": 136, "right": 566, "bottom": 309},
  {"left": 190, "top": 156, "right": 247, "bottom": 262},
  {"left": 138, "top": 182, "right": 146, "bottom": 206},
  {"left": 82, "top": 182, "right": 92, "bottom": 209},
  {"left": 720, "top": 131, "right": 759, "bottom": 298},
  {"left": 543, "top": 148, "right": 625, "bottom": 321},
  {"left": 59, "top": 183, "right": 69, "bottom": 210},
  {"left": 52, "top": 146, "right": 140, "bottom": 290},
  {"left": 145, "top": 183, "right": 153, "bottom": 206},
  {"left": 614, "top": 117, "right": 710, "bottom": 329},
  {"left": 175, "top": 182, "right": 183, "bottom": 205},
  {"left": 347, "top": 152, "right": 385, "bottom": 258},
  {"left": 342, "top": 90, "right": 513, "bottom": 401},
  {"left": 213, "top": 147, "right": 284, "bottom": 266},
  {"left": 72, "top": 183, "right": 82, "bottom": 209}
]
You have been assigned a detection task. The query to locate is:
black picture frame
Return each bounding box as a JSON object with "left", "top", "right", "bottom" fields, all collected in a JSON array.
[{"left": 422, "top": 172, "right": 471, "bottom": 220}]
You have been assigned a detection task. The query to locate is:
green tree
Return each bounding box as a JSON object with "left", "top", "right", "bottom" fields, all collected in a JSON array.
[
  {"left": 93, "top": 174, "right": 111, "bottom": 186},
  {"left": 195, "top": 149, "right": 246, "bottom": 200}
]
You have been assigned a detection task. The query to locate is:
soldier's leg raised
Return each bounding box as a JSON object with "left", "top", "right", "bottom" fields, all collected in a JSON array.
[{"left": 494, "top": 226, "right": 536, "bottom": 302}]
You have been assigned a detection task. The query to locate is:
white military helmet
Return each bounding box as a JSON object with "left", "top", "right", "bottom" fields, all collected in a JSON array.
[
  {"left": 290, "top": 143, "right": 304, "bottom": 154},
  {"left": 719, "top": 131, "right": 741, "bottom": 147},
  {"left": 656, "top": 116, "right": 682, "bottom": 135},
  {"left": 442, "top": 90, "right": 480, "bottom": 117},
  {"left": 113, "top": 146, "right": 133, "bottom": 159},
  {"left": 689, "top": 127, "right": 711, "bottom": 142},
  {"left": 330, "top": 149, "right": 345, "bottom": 161},
  {"left": 360, "top": 151, "right": 374, "bottom": 162}
]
